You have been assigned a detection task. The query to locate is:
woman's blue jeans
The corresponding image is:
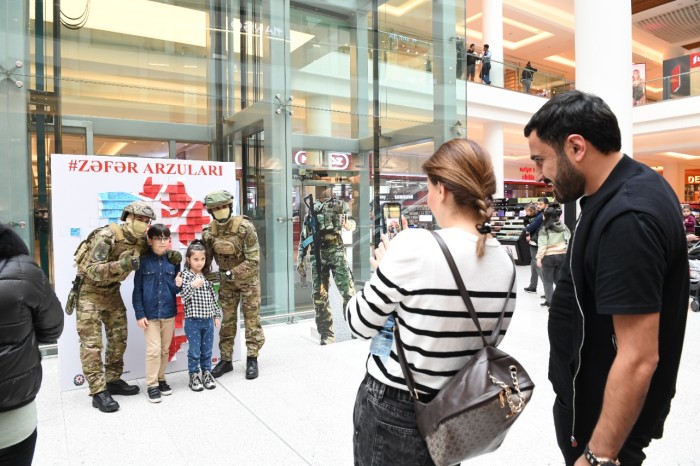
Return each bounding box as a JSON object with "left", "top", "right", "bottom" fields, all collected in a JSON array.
[{"left": 353, "top": 373, "right": 436, "bottom": 466}]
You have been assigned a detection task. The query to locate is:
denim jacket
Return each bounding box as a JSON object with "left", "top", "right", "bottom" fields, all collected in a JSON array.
[{"left": 132, "top": 251, "right": 179, "bottom": 321}]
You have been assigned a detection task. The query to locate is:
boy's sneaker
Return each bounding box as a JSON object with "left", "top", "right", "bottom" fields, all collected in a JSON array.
[
  {"left": 147, "top": 387, "right": 161, "bottom": 403},
  {"left": 158, "top": 380, "right": 172, "bottom": 396},
  {"left": 189, "top": 372, "right": 204, "bottom": 392},
  {"left": 523, "top": 287, "right": 537, "bottom": 294},
  {"left": 202, "top": 371, "right": 217, "bottom": 390}
]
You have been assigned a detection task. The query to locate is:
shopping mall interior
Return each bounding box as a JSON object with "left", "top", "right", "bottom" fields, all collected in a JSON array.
[{"left": 2, "top": 0, "right": 700, "bottom": 321}]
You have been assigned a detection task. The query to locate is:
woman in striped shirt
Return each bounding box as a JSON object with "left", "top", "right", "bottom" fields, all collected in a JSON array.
[{"left": 346, "top": 138, "right": 517, "bottom": 466}]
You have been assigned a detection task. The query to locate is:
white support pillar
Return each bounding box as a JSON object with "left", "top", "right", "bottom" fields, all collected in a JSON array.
[
  {"left": 484, "top": 122, "right": 505, "bottom": 198},
  {"left": 482, "top": 0, "right": 504, "bottom": 88},
  {"left": 306, "top": 94, "right": 332, "bottom": 136},
  {"left": 575, "top": 0, "right": 633, "bottom": 156}
]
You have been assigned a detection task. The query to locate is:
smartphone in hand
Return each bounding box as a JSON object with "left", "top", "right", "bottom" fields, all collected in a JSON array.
[{"left": 382, "top": 202, "right": 403, "bottom": 240}]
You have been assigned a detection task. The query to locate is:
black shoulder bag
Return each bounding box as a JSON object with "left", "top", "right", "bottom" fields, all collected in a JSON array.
[{"left": 394, "top": 231, "right": 535, "bottom": 466}]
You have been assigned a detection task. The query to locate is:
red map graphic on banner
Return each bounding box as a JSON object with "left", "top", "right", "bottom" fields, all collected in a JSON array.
[{"left": 139, "top": 177, "right": 210, "bottom": 246}]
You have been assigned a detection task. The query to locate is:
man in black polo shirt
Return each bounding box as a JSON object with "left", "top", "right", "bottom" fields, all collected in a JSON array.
[{"left": 524, "top": 90, "right": 688, "bottom": 466}]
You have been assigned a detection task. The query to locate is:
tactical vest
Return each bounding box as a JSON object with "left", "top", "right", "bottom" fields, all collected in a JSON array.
[
  {"left": 208, "top": 216, "right": 246, "bottom": 272},
  {"left": 315, "top": 199, "right": 343, "bottom": 233}
]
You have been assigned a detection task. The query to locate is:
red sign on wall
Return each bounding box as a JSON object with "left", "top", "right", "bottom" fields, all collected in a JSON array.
[{"left": 691, "top": 52, "right": 700, "bottom": 69}]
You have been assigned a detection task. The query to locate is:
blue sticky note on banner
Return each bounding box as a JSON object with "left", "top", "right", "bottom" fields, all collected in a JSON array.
[{"left": 70, "top": 228, "right": 81, "bottom": 237}]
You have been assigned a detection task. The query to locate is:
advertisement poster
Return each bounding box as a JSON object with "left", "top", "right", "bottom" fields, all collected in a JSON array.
[
  {"left": 51, "top": 154, "right": 243, "bottom": 391},
  {"left": 632, "top": 63, "right": 646, "bottom": 106},
  {"left": 662, "top": 55, "right": 690, "bottom": 99}
]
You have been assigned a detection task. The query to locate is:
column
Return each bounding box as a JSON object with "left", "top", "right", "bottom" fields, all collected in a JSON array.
[
  {"left": 575, "top": 0, "right": 633, "bottom": 155},
  {"left": 351, "top": 10, "right": 370, "bottom": 140},
  {"left": 484, "top": 122, "right": 505, "bottom": 198},
  {"left": 0, "top": 0, "right": 32, "bottom": 247},
  {"left": 660, "top": 161, "right": 684, "bottom": 201},
  {"left": 432, "top": 0, "right": 457, "bottom": 146},
  {"left": 306, "top": 95, "right": 332, "bottom": 136},
  {"left": 482, "top": 0, "right": 504, "bottom": 88}
]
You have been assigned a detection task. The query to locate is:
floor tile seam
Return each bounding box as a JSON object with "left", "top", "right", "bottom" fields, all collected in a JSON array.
[{"left": 217, "top": 379, "right": 314, "bottom": 465}]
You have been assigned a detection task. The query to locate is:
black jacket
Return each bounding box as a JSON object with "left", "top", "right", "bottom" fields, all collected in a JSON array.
[
  {"left": 0, "top": 224, "right": 64, "bottom": 412},
  {"left": 548, "top": 155, "right": 688, "bottom": 444}
]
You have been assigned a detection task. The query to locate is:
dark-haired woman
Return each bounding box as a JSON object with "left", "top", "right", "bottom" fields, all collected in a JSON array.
[
  {"left": 0, "top": 223, "right": 63, "bottom": 465},
  {"left": 536, "top": 207, "right": 570, "bottom": 307},
  {"left": 345, "top": 138, "right": 517, "bottom": 465}
]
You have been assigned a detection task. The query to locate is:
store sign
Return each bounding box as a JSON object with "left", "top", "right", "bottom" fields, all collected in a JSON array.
[
  {"left": 520, "top": 166, "right": 535, "bottom": 180},
  {"left": 294, "top": 150, "right": 307, "bottom": 165},
  {"left": 380, "top": 193, "right": 415, "bottom": 201},
  {"left": 691, "top": 52, "right": 700, "bottom": 68},
  {"left": 688, "top": 175, "right": 700, "bottom": 184},
  {"left": 293, "top": 150, "right": 350, "bottom": 170},
  {"left": 329, "top": 152, "right": 350, "bottom": 170}
]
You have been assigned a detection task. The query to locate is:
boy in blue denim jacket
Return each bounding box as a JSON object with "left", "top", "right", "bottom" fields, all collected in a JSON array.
[{"left": 132, "top": 224, "right": 181, "bottom": 403}]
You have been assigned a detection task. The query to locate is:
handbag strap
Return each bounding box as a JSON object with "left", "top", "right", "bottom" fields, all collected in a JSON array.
[{"left": 394, "top": 230, "right": 516, "bottom": 400}]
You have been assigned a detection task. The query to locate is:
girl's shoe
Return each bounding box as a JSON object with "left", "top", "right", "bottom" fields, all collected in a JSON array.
[
  {"left": 189, "top": 373, "right": 204, "bottom": 392},
  {"left": 202, "top": 371, "right": 217, "bottom": 390}
]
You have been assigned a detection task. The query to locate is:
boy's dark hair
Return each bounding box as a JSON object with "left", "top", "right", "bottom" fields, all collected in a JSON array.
[
  {"left": 147, "top": 223, "right": 171, "bottom": 239},
  {"left": 523, "top": 90, "right": 621, "bottom": 155},
  {"left": 185, "top": 239, "right": 211, "bottom": 275}
]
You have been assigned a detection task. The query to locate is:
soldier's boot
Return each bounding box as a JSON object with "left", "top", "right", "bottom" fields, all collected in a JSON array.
[
  {"left": 245, "top": 357, "right": 259, "bottom": 380},
  {"left": 92, "top": 390, "right": 120, "bottom": 413},
  {"left": 106, "top": 379, "right": 140, "bottom": 396},
  {"left": 211, "top": 360, "right": 233, "bottom": 378}
]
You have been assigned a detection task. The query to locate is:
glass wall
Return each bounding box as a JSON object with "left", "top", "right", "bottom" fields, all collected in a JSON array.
[{"left": 4, "top": 0, "right": 692, "bottom": 323}]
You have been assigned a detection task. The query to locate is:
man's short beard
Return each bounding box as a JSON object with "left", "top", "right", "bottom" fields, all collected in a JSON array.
[{"left": 553, "top": 149, "right": 586, "bottom": 203}]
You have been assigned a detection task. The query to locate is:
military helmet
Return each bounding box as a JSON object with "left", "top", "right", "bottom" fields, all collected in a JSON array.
[
  {"left": 204, "top": 190, "right": 234, "bottom": 209},
  {"left": 120, "top": 200, "right": 156, "bottom": 222}
]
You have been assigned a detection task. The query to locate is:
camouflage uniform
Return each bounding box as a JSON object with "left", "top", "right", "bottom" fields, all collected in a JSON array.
[
  {"left": 202, "top": 215, "right": 265, "bottom": 360},
  {"left": 297, "top": 198, "right": 356, "bottom": 343},
  {"left": 75, "top": 223, "right": 146, "bottom": 395}
]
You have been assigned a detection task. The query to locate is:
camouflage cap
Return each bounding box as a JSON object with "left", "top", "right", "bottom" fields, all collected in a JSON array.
[
  {"left": 204, "top": 190, "right": 234, "bottom": 209},
  {"left": 121, "top": 201, "right": 156, "bottom": 221}
]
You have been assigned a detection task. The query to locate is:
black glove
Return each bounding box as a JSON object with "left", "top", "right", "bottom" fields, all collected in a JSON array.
[{"left": 119, "top": 251, "right": 140, "bottom": 272}]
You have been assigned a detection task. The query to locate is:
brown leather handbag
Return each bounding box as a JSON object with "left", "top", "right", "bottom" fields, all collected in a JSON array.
[{"left": 394, "top": 231, "right": 534, "bottom": 466}]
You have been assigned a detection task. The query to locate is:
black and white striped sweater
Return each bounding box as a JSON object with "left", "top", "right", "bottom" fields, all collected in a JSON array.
[{"left": 345, "top": 227, "right": 517, "bottom": 396}]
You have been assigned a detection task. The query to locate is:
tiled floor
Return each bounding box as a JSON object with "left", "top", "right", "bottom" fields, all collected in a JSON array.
[{"left": 34, "top": 266, "right": 700, "bottom": 465}]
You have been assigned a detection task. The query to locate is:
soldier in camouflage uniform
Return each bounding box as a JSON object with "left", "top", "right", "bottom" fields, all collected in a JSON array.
[
  {"left": 297, "top": 195, "right": 356, "bottom": 345},
  {"left": 69, "top": 201, "right": 181, "bottom": 413},
  {"left": 202, "top": 190, "right": 265, "bottom": 380}
]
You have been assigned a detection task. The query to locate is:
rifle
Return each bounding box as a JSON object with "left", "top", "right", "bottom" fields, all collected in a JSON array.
[
  {"left": 302, "top": 194, "right": 324, "bottom": 291},
  {"left": 65, "top": 274, "right": 83, "bottom": 315}
]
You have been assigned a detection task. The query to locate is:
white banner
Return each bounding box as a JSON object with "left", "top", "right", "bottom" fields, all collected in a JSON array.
[{"left": 51, "top": 154, "right": 243, "bottom": 391}]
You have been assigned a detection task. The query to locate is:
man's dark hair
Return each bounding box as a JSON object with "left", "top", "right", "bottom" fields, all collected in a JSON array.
[
  {"left": 523, "top": 90, "right": 621, "bottom": 154},
  {"left": 147, "top": 223, "right": 171, "bottom": 239},
  {"left": 537, "top": 197, "right": 550, "bottom": 205}
]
